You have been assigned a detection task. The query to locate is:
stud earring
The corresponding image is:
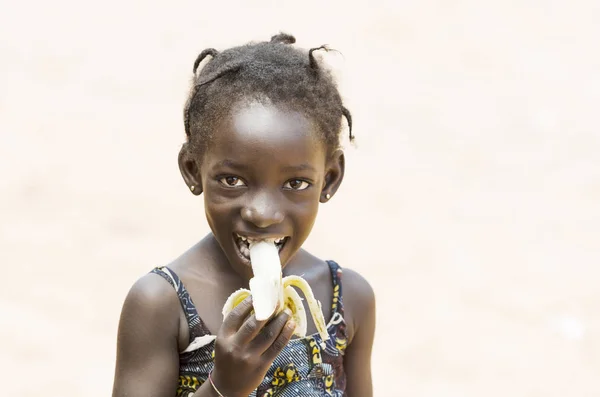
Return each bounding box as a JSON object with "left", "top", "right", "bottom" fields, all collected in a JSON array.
[
  {"left": 325, "top": 193, "right": 331, "bottom": 200},
  {"left": 190, "top": 185, "right": 195, "bottom": 192}
]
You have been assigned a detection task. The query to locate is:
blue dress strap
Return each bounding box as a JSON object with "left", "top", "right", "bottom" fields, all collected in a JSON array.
[
  {"left": 150, "top": 266, "right": 211, "bottom": 341},
  {"left": 326, "top": 260, "right": 344, "bottom": 318}
]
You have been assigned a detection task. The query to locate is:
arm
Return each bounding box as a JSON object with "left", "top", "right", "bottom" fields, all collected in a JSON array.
[
  {"left": 112, "top": 274, "right": 219, "bottom": 397},
  {"left": 112, "top": 274, "right": 296, "bottom": 397},
  {"left": 342, "top": 269, "right": 376, "bottom": 397}
]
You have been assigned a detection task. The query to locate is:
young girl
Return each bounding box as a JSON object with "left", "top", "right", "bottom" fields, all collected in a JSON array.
[{"left": 112, "top": 33, "right": 376, "bottom": 397}]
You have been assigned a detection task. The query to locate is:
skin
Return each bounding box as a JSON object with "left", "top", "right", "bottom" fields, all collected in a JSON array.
[{"left": 112, "top": 101, "right": 376, "bottom": 397}]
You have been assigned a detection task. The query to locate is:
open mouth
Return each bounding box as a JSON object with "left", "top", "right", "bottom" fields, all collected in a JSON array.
[{"left": 233, "top": 233, "right": 289, "bottom": 262}]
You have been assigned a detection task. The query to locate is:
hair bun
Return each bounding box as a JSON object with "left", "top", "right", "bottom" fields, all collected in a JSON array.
[{"left": 270, "top": 33, "right": 296, "bottom": 44}]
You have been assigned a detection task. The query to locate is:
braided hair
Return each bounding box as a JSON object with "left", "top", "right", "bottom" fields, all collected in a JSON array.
[{"left": 182, "top": 33, "right": 353, "bottom": 156}]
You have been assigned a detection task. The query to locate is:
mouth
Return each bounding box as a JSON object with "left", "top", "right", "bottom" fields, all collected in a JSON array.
[{"left": 233, "top": 233, "right": 290, "bottom": 263}]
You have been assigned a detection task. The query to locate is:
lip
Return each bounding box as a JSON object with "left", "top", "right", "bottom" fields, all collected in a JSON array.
[
  {"left": 232, "top": 234, "right": 252, "bottom": 267},
  {"left": 233, "top": 231, "right": 290, "bottom": 242},
  {"left": 232, "top": 232, "right": 290, "bottom": 267}
]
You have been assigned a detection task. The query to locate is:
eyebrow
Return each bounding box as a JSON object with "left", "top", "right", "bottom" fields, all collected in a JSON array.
[
  {"left": 280, "top": 163, "right": 317, "bottom": 172},
  {"left": 214, "top": 159, "right": 316, "bottom": 173},
  {"left": 214, "top": 159, "right": 248, "bottom": 170}
]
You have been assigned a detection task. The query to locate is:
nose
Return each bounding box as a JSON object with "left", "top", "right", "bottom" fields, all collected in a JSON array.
[{"left": 241, "top": 191, "right": 284, "bottom": 228}]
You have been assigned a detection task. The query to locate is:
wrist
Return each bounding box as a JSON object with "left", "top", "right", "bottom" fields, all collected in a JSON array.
[
  {"left": 210, "top": 368, "right": 246, "bottom": 397},
  {"left": 194, "top": 378, "right": 223, "bottom": 397},
  {"left": 208, "top": 369, "right": 226, "bottom": 397}
]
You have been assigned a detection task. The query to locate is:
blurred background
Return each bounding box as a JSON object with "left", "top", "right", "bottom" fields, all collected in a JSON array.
[{"left": 1, "top": 1, "right": 599, "bottom": 396}]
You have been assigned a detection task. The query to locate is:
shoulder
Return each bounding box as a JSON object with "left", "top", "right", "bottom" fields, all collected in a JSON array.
[
  {"left": 334, "top": 265, "right": 376, "bottom": 397},
  {"left": 339, "top": 266, "right": 376, "bottom": 313},
  {"left": 113, "top": 270, "right": 183, "bottom": 396},
  {"left": 119, "top": 270, "right": 181, "bottom": 335},
  {"left": 126, "top": 270, "right": 178, "bottom": 306},
  {"left": 337, "top": 265, "right": 376, "bottom": 342}
]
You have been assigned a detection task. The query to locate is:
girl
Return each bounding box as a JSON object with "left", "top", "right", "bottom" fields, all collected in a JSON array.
[{"left": 112, "top": 33, "right": 376, "bottom": 397}]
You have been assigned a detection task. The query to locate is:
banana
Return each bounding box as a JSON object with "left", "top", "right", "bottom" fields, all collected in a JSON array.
[
  {"left": 221, "top": 240, "right": 329, "bottom": 345},
  {"left": 248, "top": 240, "right": 283, "bottom": 320},
  {"left": 282, "top": 285, "right": 307, "bottom": 338},
  {"left": 222, "top": 288, "right": 251, "bottom": 314},
  {"left": 282, "top": 275, "right": 328, "bottom": 343}
]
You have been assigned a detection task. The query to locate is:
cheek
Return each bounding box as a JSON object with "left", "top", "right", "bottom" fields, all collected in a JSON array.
[
  {"left": 293, "top": 198, "right": 320, "bottom": 233},
  {"left": 203, "top": 191, "right": 238, "bottom": 229}
]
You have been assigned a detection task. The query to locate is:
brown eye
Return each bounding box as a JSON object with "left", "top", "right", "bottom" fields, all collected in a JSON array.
[
  {"left": 218, "top": 176, "right": 246, "bottom": 187},
  {"left": 284, "top": 179, "right": 310, "bottom": 191}
]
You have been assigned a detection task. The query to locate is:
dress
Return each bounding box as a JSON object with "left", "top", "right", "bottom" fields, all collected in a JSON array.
[{"left": 150, "top": 260, "right": 348, "bottom": 397}]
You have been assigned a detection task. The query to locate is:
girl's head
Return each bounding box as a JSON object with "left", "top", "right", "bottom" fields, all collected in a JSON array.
[{"left": 178, "top": 33, "right": 352, "bottom": 276}]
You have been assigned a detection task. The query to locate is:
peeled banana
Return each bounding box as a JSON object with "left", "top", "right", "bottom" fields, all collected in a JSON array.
[{"left": 222, "top": 240, "right": 329, "bottom": 345}]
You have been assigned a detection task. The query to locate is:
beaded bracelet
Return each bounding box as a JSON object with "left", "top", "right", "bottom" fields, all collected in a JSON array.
[{"left": 208, "top": 370, "right": 226, "bottom": 397}]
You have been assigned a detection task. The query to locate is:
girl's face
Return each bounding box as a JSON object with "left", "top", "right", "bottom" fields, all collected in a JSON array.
[{"left": 195, "top": 101, "right": 341, "bottom": 278}]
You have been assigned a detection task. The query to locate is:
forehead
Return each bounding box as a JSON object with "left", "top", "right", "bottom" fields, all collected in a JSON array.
[{"left": 204, "top": 101, "right": 327, "bottom": 169}]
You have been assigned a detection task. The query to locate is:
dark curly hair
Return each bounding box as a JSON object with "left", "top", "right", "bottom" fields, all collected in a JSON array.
[{"left": 182, "top": 33, "right": 353, "bottom": 156}]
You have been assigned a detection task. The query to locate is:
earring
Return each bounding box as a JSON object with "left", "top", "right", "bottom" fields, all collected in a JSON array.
[
  {"left": 190, "top": 185, "right": 195, "bottom": 192},
  {"left": 325, "top": 193, "right": 331, "bottom": 200}
]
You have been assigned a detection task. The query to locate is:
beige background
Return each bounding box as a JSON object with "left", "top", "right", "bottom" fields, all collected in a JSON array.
[{"left": 1, "top": 1, "right": 599, "bottom": 396}]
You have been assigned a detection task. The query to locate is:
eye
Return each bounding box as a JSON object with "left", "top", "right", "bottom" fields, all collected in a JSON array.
[
  {"left": 284, "top": 179, "right": 311, "bottom": 191},
  {"left": 218, "top": 176, "right": 246, "bottom": 187}
]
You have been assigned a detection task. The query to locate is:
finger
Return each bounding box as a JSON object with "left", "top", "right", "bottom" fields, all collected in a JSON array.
[
  {"left": 222, "top": 296, "right": 254, "bottom": 334},
  {"left": 235, "top": 312, "right": 268, "bottom": 345},
  {"left": 251, "top": 310, "right": 293, "bottom": 355},
  {"left": 261, "top": 315, "right": 296, "bottom": 361}
]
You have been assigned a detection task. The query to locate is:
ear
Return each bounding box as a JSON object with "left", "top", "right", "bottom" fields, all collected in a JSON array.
[
  {"left": 320, "top": 149, "right": 345, "bottom": 203},
  {"left": 178, "top": 144, "right": 203, "bottom": 195}
]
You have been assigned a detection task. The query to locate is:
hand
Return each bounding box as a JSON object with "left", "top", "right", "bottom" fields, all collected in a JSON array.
[{"left": 211, "top": 297, "right": 296, "bottom": 397}]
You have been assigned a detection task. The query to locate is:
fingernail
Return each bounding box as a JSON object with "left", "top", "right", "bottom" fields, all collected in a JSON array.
[
  {"left": 287, "top": 319, "right": 296, "bottom": 329},
  {"left": 283, "top": 308, "right": 293, "bottom": 317}
]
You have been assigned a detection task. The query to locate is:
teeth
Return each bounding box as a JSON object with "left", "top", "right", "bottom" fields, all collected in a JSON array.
[
  {"left": 240, "top": 244, "right": 250, "bottom": 258},
  {"left": 237, "top": 234, "right": 286, "bottom": 245}
]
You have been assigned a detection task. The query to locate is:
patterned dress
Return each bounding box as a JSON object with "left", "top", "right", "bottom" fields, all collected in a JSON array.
[{"left": 151, "top": 261, "right": 348, "bottom": 397}]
